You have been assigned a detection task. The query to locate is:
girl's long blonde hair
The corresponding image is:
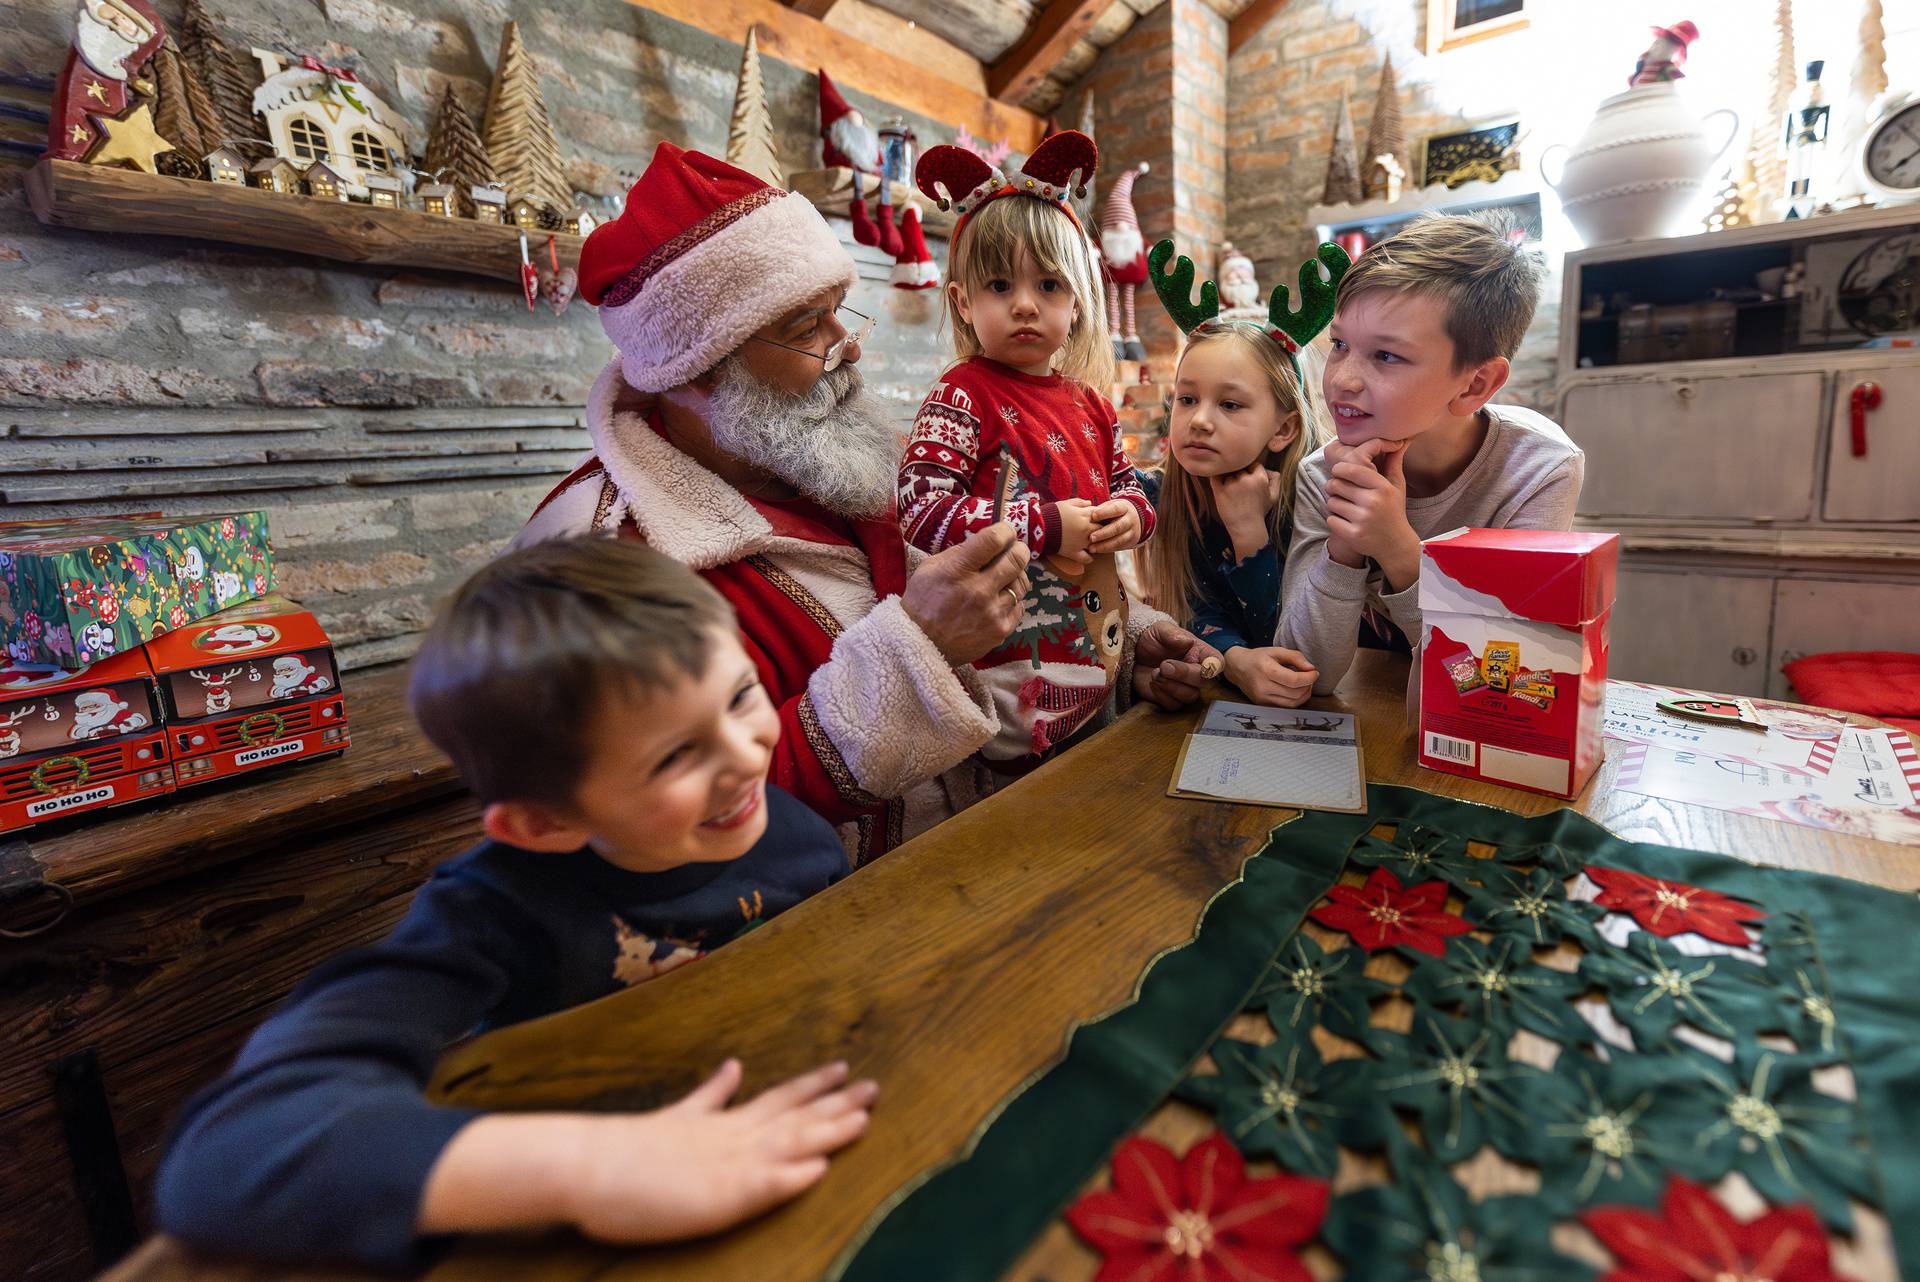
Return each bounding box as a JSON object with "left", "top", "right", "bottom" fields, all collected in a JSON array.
[
  {"left": 1142, "top": 322, "right": 1327, "bottom": 631},
  {"left": 944, "top": 194, "right": 1116, "bottom": 389}
]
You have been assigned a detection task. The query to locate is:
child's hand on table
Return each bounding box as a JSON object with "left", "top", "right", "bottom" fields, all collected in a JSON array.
[
  {"left": 1223, "top": 646, "right": 1318, "bottom": 707},
  {"left": 418, "top": 1058, "right": 878, "bottom": 1244},
  {"left": 1086, "top": 499, "right": 1145, "bottom": 555}
]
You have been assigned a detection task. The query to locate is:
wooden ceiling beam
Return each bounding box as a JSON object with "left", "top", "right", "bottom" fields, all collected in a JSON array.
[
  {"left": 786, "top": 0, "right": 842, "bottom": 17},
  {"left": 986, "top": 0, "right": 1107, "bottom": 105},
  {"left": 1228, "top": 0, "right": 1291, "bottom": 53},
  {"left": 631, "top": 0, "right": 1044, "bottom": 150}
]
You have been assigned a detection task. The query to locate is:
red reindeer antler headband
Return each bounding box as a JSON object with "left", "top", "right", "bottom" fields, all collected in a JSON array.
[{"left": 914, "top": 130, "right": 1098, "bottom": 237}]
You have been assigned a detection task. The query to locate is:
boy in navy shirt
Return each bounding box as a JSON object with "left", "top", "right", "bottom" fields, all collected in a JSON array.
[{"left": 156, "top": 537, "right": 876, "bottom": 1268}]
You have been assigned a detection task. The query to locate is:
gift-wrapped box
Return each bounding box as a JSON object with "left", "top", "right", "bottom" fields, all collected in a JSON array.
[{"left": 0, "top": 513, "right": 275, "bottom": 667}]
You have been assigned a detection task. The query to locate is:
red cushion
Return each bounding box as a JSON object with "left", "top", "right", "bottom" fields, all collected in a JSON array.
[{"left": 1782, "top": 651, "right": 1920, "bottom": 719}]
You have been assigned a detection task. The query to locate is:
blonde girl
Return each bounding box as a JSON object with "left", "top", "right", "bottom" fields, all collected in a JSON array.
[
  {"left": 896, "top": 132, "right": 1157, "bottom": 765},
  {"left": 1139, "top": 240, "right": 1351, "bottom": 707}
]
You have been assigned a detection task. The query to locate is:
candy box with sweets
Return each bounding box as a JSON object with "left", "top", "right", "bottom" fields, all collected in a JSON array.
[
  {"left": 0, "top": 647, "right": 173, "bottom": 834},
  {"left": 1416, "top": 528, "right": 1618, "bottom": 799},
  {"left": 0, "top": 512, "right": 274, "bottom": 667}
]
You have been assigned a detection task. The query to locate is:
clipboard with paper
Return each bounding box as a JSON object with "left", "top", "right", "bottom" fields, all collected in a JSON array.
[{"left": 1168, "top": 699, "right": 1368, "bottom": 813}]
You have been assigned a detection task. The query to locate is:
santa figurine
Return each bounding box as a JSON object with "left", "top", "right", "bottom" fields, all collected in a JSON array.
[
  {"left": 1629, "top": 20, "right": 1699, "bottom": 88},
  {"left": 1218, "top": 242, "right": 1261, "bottom": 316},
  {"left": 818, "top": 70, "right": 884, "bottom": 248},
  {"left": 1101, "top": 162, "right": 1150, "bottom": 364},
  {"left": 269, "top": 654, "right": 328, "bottom": 699},
  {"left": 69, "top": 688, "right": 148, "bottom": 740},
  {"left": 47, "top": 0, "right": 166, "bottom": 163}
]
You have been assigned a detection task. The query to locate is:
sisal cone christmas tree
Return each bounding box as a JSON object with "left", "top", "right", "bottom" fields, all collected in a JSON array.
[
  {"left": 151, "top": 39, "right": 207, "bottom": 172},
  {"left": 1322, "top": 82, "right": 1362, "bottom": 204},
  {"left": 483, "top": 21, "right": 573, "bottom": 211},
  {"left": 178, "top": 0, "right": 257, "bottom": 147},
  {"left": 1833, "top": 0, "right": 1887, "bottom": 203},
  {"left": 1362, "top": 56, "right": 1406, "bottom": 181},
  {"left": 1743, "top": 0, "right": 1796, "bottom": 219},
  {"left": 725, "top": 28, "right": 783, "bottom": 188},
  {"left": 425, "top": 85, "right": 496, "bottom": 215}
]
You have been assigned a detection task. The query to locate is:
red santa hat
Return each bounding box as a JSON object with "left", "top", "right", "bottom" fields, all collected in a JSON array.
[
  {"left": 581, "top": 141, "right": 855, "bottom": 393},
  {"left": 890, "top": 205, "right": 938, "bottom": 290}
]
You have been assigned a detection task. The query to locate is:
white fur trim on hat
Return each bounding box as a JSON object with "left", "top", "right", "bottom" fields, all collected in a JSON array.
[{"left": 598, "top": 192, "right": 857, "bottom": 393}]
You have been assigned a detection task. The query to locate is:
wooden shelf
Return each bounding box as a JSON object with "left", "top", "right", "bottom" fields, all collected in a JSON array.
[
  {"left": 25, "top": 158, "right": 582, "bottom": 287},
  {"left": 788, "top": 166, "right": 956, "bottom": 240}
]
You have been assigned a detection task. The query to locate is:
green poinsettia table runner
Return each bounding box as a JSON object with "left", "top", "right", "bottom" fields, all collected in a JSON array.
[{"left": 834, "top": 785, "right": 1920, "bottom": 1282}]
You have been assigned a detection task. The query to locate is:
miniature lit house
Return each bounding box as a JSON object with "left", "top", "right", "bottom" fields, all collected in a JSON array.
[
  {"left": 507, "top": 195, "right": 547, "bottom": 229},
  {"left": 204, "top": 146, "right": 246, "bottom": 185},
  {"left": 249, "top": 156, "right": 299, "bottom": 193},
  {"left": 470, "top": 185, "right": 506, "bottom": 224},
  {"left": 250, "top": 49, "right": 411, "bottom": 193},
  {"left": 304, "top": 160, "right": 348, "bottom": 201},
  {"left": 566, "top": 206, "right": 597, "bottom": 236},
  {"left": 363, "top": 173, "right": 403, "bottom": 208},
  {"left": 418, "top": 182, "right": 456, "bottom": 217}
]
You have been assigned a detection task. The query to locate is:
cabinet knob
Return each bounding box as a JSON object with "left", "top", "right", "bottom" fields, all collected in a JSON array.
[{"left": 1731, "top": 646, "right": 1758, "bottom": 666}]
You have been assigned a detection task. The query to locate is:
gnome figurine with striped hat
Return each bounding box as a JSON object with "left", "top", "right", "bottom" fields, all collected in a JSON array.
[
  {"left": 1100, "top": 162, "right": 1150, "bottom": 364},
  {"left": 818, "top": 69, "right": 884, "bottom": 247}
]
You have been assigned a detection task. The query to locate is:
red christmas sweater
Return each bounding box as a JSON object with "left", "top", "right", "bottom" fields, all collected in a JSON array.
[{"left": 897, "top": 356, "right": 1156, "bottom": 763}]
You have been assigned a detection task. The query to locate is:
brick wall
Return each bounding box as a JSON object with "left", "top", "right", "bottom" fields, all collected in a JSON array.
[
  {"left": 1226, "top": 0, "right": 1560, "bottom": 407},
  {"left": 0, "top": 0, "right": 956, "bottom": 668},
  {"left": 1064, "top": 0, "right": 1225, "bottom": 374}
]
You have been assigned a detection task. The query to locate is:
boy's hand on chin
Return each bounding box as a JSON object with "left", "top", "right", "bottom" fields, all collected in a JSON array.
[
  {"left": 567, "top": 1058, "right": 878, "bottom": 1242},
  {"left": 1324, "top": 438, "right": 1421, "bottom": 588}
]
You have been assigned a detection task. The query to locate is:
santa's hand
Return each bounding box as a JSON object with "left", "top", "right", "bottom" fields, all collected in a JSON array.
[
  {"left": 1132, "top": 621, "right": 1219, "bottom": 711},
  {"left": 903, "top": 523, "right": 1031, "bottom": 666}
]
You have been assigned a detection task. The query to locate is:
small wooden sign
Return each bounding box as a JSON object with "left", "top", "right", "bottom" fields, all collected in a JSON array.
[{"left": 1655, "top": 695, "right": 1768, "bottom": 731}]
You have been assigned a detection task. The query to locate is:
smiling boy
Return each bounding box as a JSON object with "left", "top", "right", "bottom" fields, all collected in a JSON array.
[
  {"left": 155, "top": 538, "right": 876, "bottom": 1269},
  {"left": 1275, "top": 212, "right": 1585, "bottom": 694}
]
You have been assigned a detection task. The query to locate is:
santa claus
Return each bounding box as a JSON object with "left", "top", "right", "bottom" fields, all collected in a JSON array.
[
  {"left": 270, "top": 654, "right": 329, "bottom": 699},
  {"left": 47, "top": 0, "right": 166, "bottom": 163},
  {"left": 69, "top": 688, "right": 149, "bottom": 740},
  {"left": 522, "top": 141, "right": 1217, "bottom": 863}
]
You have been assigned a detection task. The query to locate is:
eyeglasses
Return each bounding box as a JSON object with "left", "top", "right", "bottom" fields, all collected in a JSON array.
[{"left": 750, "top": 306, "right": 875, "bottom": 372}]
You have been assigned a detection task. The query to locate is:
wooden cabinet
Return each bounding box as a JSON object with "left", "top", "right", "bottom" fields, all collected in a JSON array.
[
  {"left": 1768, "top": 579, "right": 1920, "bottom": 699},
  {"left": 1824, "top": 363, "right": 1920, "bottom": 523},
  {"left": 1558, "top": 206, "right": 1920, "bottom": 701},
  {"left": 1569, "top": 371, "right": 1822, "bottom": 521},
  {"left": 1608, "top": 569, "right": 1775, "bottom": 693}
]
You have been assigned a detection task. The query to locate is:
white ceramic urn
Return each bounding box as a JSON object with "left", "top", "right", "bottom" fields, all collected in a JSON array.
[{"left": 1541, "top": 83, "right": 1739, "bottom": 246}]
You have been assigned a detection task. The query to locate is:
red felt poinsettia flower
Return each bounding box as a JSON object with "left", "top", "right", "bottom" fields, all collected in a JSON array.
[
  {"left": 1582, "top": 1175, "right": 1859, "bottom": 1282},
  {"left": 1308, "top": 867, "right": 1472, "bottom": 956},
  {"left": 1065, "top": 1131, "right": 1327, "bottom": 1282},
  {"left": 1585, "top": 865, "right": 1765, "bottom": 946}
]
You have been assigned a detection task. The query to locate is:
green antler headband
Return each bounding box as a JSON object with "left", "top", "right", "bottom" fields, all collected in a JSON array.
[{"left": 1147, "top": 239, "right": 1352, "bottom": 362}]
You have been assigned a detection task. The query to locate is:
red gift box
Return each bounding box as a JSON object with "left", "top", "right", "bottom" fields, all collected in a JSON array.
[{"left": 1416, "top": 528, "right": 1619, "bottom": 799}]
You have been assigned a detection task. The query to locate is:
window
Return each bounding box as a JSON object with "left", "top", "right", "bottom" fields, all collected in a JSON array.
[
  {"left": 349, "top": 130, "right": 389, "bottom": 174},
  {"left": 1424, "top": 0, "right": 1525, "bottom": 55},
  {"left": 287, "top": 116, "right": 326, "bottom": 163}
]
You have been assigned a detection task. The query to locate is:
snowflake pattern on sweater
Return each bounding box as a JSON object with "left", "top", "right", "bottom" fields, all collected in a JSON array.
[{"left": 898, "top": 357, "right": 1156, "bottom": 764}]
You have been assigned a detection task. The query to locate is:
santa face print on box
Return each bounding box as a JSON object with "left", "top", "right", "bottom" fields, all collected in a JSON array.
[
  {"left": 190, "top": 621, "right": 281, "bottom": 656},
  {"left": 69, "top": 686, "right": 151, "bottom": 741}
]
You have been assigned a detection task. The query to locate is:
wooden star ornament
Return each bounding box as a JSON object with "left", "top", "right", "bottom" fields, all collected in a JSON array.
[{"left": 86, "top": 102, "right": 173, "bottom": 175}]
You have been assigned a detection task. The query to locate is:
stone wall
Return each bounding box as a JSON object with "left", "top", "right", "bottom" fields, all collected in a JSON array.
[{"left": 0, "top": 0, "right": 956, "bottom": 668}]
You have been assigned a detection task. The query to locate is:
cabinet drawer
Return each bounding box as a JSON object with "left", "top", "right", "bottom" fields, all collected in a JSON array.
[
  {"left": 1565, "top": 371, "right": 1822, "bottom": 521},
  {"left": 1768, "top": 578, "right": 1920, "bottom": 699},
  {"left": 1825, "top": 364, "right": 1920, "bottom": 523},
  {"left": 1609, "top": 568, "right": 1774, "bottom": 696}
]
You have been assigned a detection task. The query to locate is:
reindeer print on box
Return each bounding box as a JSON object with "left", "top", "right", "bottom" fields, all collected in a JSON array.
[{"left": 0, "top": 646, "right": 174, "bottom": 834}]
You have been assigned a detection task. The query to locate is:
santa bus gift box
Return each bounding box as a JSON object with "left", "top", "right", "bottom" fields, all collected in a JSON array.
[
  {"left": 0, "top": 647, "right": 173, "bottom": 835},
  {"left": 1416, "top": 528, "right": 1619, "bottom": 800},
  {"left": 144, "top": 595, "right": 348, "bottom": 788},
  {"left": 0, "top": 512, "right": 275, "bottom": 667}
]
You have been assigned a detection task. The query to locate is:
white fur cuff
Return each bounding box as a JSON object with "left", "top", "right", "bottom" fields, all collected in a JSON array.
[
  {"left": 805, "top": 596, "right": 998, "bottom": 799},
  {"left": 599, "top": 192, "right": 857, "bottom": 393}
]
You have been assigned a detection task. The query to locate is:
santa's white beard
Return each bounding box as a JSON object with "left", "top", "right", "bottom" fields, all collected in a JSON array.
[
  {"left": 1101, "top": 223, "right": 1143, "bottom": 268},
  {"left": 76, "top": 11, "right": 141, "bottom": 79},
  {"left": 708, "top": 358, "right": 901, "bottom": 519},
  {"left": 827, "top": 115, "right": 881, "bottom": 172},
  {"left": 72, "top": 703, "right": 123, "bottom": 735}
]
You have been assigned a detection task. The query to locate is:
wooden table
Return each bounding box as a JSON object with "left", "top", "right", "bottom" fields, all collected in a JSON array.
[{"left": 100, "top": 651, "right": 1920, "bottom": 1282}]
